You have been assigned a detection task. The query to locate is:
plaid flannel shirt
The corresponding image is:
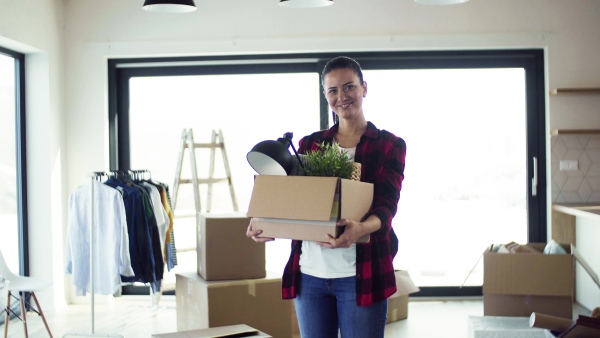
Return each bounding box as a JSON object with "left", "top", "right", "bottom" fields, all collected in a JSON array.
[{"left": 281, "top": 121, "right": 406, "bottom": 306}]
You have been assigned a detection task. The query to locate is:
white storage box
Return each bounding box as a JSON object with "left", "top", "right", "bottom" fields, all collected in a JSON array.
[{"left": 468, "top": 316, "right": 547, "bottom": 338}]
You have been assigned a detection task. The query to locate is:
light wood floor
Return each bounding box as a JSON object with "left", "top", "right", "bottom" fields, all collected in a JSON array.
[{"left": 2, "top": 296, "right": 591, "bottom": 338}]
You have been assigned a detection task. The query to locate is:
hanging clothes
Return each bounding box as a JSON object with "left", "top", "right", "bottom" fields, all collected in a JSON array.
[
  {"left": 65, "top": 180, "right": 135, "bottom": 296},
  {"left": 144, "top": 179, "right": 177, "bottom": 270},
  {"left": 132, "top": 180, "right": 164, "bottom": 291},
  {"left": 162, "top": 184, "right": 178, "bottom": 269},
  {"left": 141, "top": 182, "right": 169, "bottom": 262},
  {"left": 105, "top": 177, "right": 159, "bottom": 290}
]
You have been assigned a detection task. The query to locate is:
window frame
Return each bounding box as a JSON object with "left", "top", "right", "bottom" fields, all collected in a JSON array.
[
  {"left": 0, "top": 46, "right": 29, "bottom": 276},
  {"left": 108, "top": 50, "right": 546, "bottom": 297}
]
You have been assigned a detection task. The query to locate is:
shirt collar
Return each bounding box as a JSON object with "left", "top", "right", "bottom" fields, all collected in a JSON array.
[{"left": 324, "top": 121, "right": 379, "bottom": 140}]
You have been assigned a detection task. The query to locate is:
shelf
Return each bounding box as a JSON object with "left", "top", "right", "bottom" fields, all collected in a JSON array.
[
  {"left": 550, "top": 87, "right": 600, "bottom": 95},
  {"left": 550, "top": 129, "right": 600, "bottom": 136}
]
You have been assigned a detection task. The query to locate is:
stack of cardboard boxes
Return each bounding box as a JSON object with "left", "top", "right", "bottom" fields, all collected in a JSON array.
[{"left": 175, "top": 213, "right": 296, "bottom": 338}]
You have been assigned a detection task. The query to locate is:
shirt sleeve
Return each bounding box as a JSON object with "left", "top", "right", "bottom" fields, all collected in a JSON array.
[{"left": 370, "top": 137, "right": 406, "bottom": 234}]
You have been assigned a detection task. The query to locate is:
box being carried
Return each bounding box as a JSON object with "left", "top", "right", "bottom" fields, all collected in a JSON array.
[{"left": 247, "top": 175, "right": 373, "bottom": 243}]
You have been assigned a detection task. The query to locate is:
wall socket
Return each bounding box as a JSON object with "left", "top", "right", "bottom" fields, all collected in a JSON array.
[{"left": 559, "top": 160, "right": 579, "bottom": 171}]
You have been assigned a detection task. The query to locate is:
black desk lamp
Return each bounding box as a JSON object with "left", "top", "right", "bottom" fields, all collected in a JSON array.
[{"left": 247, "top": 132, "right": 305, "bottom": 176}]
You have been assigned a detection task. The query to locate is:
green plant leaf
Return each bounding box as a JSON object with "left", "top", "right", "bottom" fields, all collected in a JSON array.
[{"left": 301, "top": 142, "right": 354, "bottom": 179}]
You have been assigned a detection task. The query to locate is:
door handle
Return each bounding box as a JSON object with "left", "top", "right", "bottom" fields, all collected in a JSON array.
[{"left": 532, "top": 156, "right": 538, "bottom": 197}]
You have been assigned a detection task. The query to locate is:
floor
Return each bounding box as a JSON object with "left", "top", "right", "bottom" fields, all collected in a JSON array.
[{"left": 2, "top": 296, "right": 591, "bottom": 338}]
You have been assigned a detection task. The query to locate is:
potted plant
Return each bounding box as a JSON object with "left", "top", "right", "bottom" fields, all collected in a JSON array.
[{"left": 300, "top": 142, "right": 361, "bottom": 181}]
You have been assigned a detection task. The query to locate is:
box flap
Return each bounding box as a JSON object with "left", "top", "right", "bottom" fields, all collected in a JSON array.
[
  {"left": 340, "top": 179, "right": 373, "bottom": 221},
  {"left": 247, "top": 175, "right": 338, "bottom": 221},
  {"left": 392, "top": 270, "right": 420, "bottom": 296},
  {"left": 571, "top": 244, "right": 600, "bottom": 288}
]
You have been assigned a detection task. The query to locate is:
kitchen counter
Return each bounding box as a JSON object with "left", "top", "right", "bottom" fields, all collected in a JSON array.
[
  {"left": 552, "top": 203, "right": 600, "bottom": 311},
  {"left": 552, "top": 203, "right": 600, "bottom": 221}
]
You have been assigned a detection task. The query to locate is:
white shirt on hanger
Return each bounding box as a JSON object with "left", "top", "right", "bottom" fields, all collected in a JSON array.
[{"left": 65, "top": 180, "right": 135, "bottom": 296}]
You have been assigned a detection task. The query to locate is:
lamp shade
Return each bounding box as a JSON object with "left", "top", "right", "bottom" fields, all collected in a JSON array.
[
  {"left": 279, "top": 0, "right": 334, "bottom": 8},
  {"left": 247, "top": 139, "right": 294, "bottom": 176},
  {"left": 142, "top": 0, "right": 197, "bottom": 13},
  {"left": 414, "top": 0, "right": 469, "bottom": 4}
]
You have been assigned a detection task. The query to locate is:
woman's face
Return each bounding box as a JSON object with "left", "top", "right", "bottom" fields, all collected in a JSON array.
[{"left": 323, "top": 68, "right": 367, "bottom": 121}]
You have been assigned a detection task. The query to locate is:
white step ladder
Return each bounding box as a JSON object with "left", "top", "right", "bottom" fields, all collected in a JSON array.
[{"left": 172, "top": 128, "right": 238, "bottom": 219}]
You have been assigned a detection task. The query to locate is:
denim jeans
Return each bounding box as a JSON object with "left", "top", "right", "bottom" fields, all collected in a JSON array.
[{"left": 294, "top": 272, "right": 388, "bottom": 338}]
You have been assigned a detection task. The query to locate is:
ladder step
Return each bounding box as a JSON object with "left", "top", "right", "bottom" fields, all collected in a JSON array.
[
  {"left": 172, "top": 128, "right": 239, "bottom": 214},
  {"left": 178, "top": 178, "right": 230, "bottom": 184},
  {"left": 185, "top": 142, "right": 223, "bottom": 149}
]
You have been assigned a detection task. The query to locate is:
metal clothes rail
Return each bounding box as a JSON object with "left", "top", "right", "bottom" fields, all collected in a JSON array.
[{"left": 62, "top": 170, "right": 150, "bottom": 337}]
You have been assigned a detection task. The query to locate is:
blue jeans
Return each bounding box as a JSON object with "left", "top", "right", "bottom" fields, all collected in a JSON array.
[{"left": 294, "top": 272, "right": 388, "bottom": 338}]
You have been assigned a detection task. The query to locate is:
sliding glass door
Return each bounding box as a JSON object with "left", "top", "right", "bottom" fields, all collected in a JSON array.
[
  {"left": 109, "top": 50, "right": 546, "bottom": 296},
  {"left": 126, "top": 72, "right": 320, "bottom": 285},
  {"left": 362, "top": 68, "right": 528, "bottom": 287}
]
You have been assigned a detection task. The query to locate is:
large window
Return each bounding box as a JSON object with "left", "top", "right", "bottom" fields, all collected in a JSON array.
[
  {"left": 109, "top": 50, "right": 546, "bottom": 296},
  {"left": 0, "top": 47, "right": 27, "bottom": 279},
  {"left": 362, "top": 68, "right": 527, "bottom": 287}
]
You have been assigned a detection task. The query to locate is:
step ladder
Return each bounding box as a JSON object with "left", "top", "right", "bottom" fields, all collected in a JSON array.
[{"left": 172, "top": 128, "right": 238, "bottom": 219}]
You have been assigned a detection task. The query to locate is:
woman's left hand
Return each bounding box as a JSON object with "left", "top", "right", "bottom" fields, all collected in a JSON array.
[{"left": 317, "top": 218, "right": 368, "bottom": 249}]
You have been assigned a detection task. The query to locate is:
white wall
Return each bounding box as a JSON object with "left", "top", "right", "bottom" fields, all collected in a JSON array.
[
  {"left": 3, "top": 0, "right": 600, "bottom": 309},
  {"left": 0, "top": 0, "right": 65, "bottom": 310},
  {"left": 576, "top": 216, "right": 600, "bottom": 311}
]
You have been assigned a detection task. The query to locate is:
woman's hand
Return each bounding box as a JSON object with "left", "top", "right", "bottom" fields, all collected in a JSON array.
[
  {"left": 246, "top": 218, "right": 274, "bottom": 243},
  {"left": 317, "top": 218, "right": 367, "bottom": 248},
  {"left": 317, "top": 215, "right": 381, "bottom": 248}
]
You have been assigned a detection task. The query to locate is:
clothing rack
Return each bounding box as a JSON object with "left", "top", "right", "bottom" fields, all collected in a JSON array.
[{"left": 63, "top": 170, "right": 150, "bottom": 338}]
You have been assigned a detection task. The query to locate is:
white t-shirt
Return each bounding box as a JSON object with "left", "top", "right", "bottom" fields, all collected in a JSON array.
[{"left": 300, "top": 146, "right": 357, "bottom": 278}]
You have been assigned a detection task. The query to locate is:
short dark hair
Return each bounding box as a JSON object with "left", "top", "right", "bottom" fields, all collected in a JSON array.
[{"left": 321, "top": 56, "right": 364, "bottom": 87}]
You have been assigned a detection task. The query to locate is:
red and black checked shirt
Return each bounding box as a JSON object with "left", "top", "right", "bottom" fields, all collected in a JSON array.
[{"left": 281, "top": 121, "right": 406, "bottom": 306}]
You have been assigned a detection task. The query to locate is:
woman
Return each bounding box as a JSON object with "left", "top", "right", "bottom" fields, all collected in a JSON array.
[{"left": 247, "top": 56, "right": 406, "bottom": 338}]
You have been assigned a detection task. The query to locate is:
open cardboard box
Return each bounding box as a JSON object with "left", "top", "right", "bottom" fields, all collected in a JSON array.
[
  {"left": 483, "top": 243, "right": 600, "bottom": 319},
  {"left": 152, "top": 324, "right": 272, "bottom": 338},
  {"left": 387, "top": 270, "right": 420, "bottom": 323},
  {"left": 247, "top": 175, "right": 373, "bottom": 243}
]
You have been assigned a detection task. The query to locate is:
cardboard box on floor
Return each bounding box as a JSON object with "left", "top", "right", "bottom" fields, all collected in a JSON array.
[
  {"left": 197, "top": 213, "right": 265, "bottom": 281},
  {"left": 387, "top": 270, "right": 420, "bottom": 323},
  {"left": 247, "top": 175, "right": 373, "bottom": 243},
  {"left": 152, "top": 324, "right": 272, "bottom": 338},
  {"left": 176, "top": 272, "right": 295, "bottom": 338},
  {"left": 483, "top": 242, "right": 600, "bottom": 319}
]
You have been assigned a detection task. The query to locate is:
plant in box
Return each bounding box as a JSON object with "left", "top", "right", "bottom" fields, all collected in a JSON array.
[{"left": 300, "top": 142, "right": 361, "bottom": 181}]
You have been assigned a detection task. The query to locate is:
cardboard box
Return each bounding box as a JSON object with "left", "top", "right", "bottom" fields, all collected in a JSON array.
[
  {"left": 483, "top": 242, "right": 599, "bottom": 319},
  {"left": 176, "top": 272, "right": 295, "bottom": 338},
  {"left": 247, "top": 175, "right": 373, "bottom": 243},
  {"left": 152, "top": 324, "right": 272, "bottom": 338},
  {"left": 387, "top": 270, "right": 420, "bottom": 323},
  {"left": 197, "top": 213, "right": 266, "bottom": 281}
]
